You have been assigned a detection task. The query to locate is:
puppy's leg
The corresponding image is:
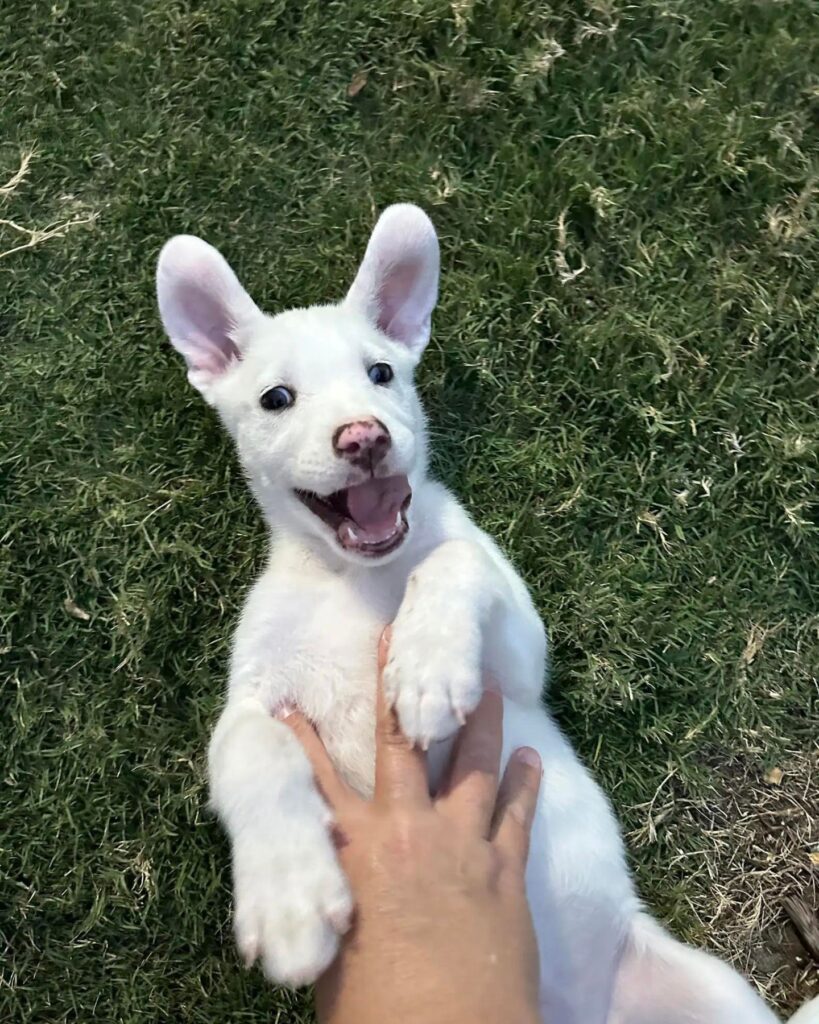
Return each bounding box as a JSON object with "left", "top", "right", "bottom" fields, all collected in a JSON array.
[
  {"left": 384, "top": 538, "right": 546, "bottom": 748},
  {"left": 609, "top": 913, "right": 779, "bottom": 1024},
  {"left": 208, "top": 696, "right": 352, "bottom": 986}
]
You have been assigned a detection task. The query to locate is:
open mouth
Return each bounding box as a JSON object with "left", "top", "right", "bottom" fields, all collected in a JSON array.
[{"left": 294, "top": 474, "right": 412, "bottom": 556}]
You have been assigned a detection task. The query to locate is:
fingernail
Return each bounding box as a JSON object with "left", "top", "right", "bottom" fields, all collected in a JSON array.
[
  {"left": 378, "top": 627, "right": 392, "bottom": 667},
  {"left": 275, "top": 703, "right": 296, "bottom": 720},
  {"left": 515, "top": 747, "right": 541, "bottom": 770}
]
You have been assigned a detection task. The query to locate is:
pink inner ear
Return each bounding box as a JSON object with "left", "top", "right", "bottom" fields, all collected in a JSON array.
[
  {"left": 170, "top": 279, "right": 241, "bottom": 374},
  {"left": 376, "top": 260, "right": 422, "bottom": 335},
  {"left": 345, "top": 204, "right": 439, "bottom": 353},
  {"left": 181, "top": 330, "right": 240, "bottom": 374}
]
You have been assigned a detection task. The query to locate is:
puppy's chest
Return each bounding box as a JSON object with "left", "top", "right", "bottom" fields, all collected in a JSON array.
[
  {"left": 286, "top": 584, "right": 453, "bottom": 795},
  {"left": 248, "top": 567, "right": 409, "bottom": 793}
]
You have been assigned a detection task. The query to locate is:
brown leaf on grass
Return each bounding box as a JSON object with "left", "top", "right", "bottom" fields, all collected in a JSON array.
[
  {"left": 765, "top": 767, "right": 785, "bottom": 786},
  {"left": 63, "top": 596, "right": 91, "bottom": 621},
  {"left": 347, "top": 71, "right": 368, "bottom": 98},
  {"left": 783, "top": 896, "right": 819, "bottom": 963}
]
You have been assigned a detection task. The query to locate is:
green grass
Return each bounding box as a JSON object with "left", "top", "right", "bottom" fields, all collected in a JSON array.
[{"left": 1, "top": 1, "right": 817, "bottom": 1020}]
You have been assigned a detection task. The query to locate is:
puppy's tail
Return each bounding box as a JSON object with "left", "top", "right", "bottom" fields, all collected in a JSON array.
[{"left": 609, "top": 912, "right": 779, "bottom": 1024}]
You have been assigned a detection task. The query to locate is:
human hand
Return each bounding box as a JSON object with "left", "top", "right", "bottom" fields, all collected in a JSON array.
[{"left": 281, "top": 633, "right": 543, "bottom": 1024}]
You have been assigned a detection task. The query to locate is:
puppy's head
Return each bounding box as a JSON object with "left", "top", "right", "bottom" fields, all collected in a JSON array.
[{"left": 156, "top": 204, "right": 439, "bottom": 564}]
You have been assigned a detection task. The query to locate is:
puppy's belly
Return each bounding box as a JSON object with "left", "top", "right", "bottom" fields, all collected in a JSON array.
[
  {"left": 304, "top": 636, "right": 636, "bottom": 1022},
  {"left": 317, "top": 683, "right": 457, "bottom": 799},
  {"left": 323, "top": 691, "right": 637, "bottom": 1024},
  {"left": 501, "top": 700, "right": 638, "bottom": 1024}
]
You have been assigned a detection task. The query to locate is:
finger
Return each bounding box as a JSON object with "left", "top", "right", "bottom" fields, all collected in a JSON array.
[
  {"left": 490, "top": 747, "right": 542, "bottom": 868},
  {"left": 279, "top": 707, "right": 355, "bottom": 812},
  {"left": 374, "top": 629, "right": 431, "bottom": 809},
  {"left": 435, "top": 686, "right": 503, "bottom": 836}
]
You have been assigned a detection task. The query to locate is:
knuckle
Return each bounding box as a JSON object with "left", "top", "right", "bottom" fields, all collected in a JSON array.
[
  {"left": 386, "top": 812, "right": 422, "bottom": 859},
  {"left": 500, "top": 859, "right": 528, "bottom": 893},
  {"left": 503, "top": 805, "right": 528, "bottom": 838},
  {"left": 471, "top": 842, "right": 497, "bottom": 880},
  {"left": 378, "top": 704, "right": 412, "bottom": 747},
  {"left": 286, "top": 713, "right": 311, "bottom": 739},
  {"left": 379, "top": 719, "right": 410, "bottom": 749},
  {"left": 508, "top": 794, "right": 534, "bottom": 829}
]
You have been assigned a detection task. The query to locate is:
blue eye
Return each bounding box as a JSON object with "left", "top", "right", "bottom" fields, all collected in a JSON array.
[
  {"left": 260, "top": 386, "right": 295, "bottom": 411},
  {"left": 368, "top": 362, "right": 394, "bottom": 386}
]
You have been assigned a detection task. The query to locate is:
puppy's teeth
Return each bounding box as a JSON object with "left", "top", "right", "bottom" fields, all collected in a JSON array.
[{"left": 394, "top": 510, "right": 402, "bottom": 528}]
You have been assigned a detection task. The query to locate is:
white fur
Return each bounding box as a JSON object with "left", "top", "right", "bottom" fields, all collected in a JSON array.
[
  {"left": 790, "top": 1000, "right": 819, "bottom": 1024},
  {"left": 156, "top": 204, "right": 803, "bottom": 1022}
]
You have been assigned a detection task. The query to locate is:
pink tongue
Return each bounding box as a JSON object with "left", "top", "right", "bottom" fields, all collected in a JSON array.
[{"left": 345, "top": 475, "right": 411, "bottom": 533}]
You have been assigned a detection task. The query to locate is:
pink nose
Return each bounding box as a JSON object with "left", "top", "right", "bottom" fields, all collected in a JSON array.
[{"left": 333, "top": 418, "right": 391, "bottom": 468}]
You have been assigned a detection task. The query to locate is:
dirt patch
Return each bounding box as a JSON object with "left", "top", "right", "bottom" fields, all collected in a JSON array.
[{"left": 632, "top": 750, "right": 818, "bottom": 1016}]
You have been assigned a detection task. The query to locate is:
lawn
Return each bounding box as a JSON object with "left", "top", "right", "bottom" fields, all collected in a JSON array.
[{"left": 1, "top": 1, "right": 817, "bottom": 1021}]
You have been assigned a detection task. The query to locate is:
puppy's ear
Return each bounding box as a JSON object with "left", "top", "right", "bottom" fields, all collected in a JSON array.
[
  {"left": 345, "top": 204, "right": 439, "bottom": 358},
  {"left": 156, "top": 235, "right": 261, "bottom": 397}
]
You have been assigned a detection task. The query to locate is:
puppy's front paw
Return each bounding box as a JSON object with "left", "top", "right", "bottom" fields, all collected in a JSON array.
[
  {"left": 384, "top": 583, "right": 483, "bottom": 748},
  {"left": 232, "top": 821, "right": 352, "bottom": 987}
]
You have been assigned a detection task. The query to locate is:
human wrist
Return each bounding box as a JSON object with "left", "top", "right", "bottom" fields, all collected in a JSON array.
[
  {"left": 492, "top": 1002, "right": 542, "bottom": 1024},
  {"left": 405, "top": 998, "right": 542, "bottom": 1024},
  {"left": 447, "top": 1008, "right": 541, "bottom": 1024}
]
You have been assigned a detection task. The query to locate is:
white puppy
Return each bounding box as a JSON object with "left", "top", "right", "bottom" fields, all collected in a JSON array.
[{"left": 156, "top": 205, "right": 811, "bottom": 1024}]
